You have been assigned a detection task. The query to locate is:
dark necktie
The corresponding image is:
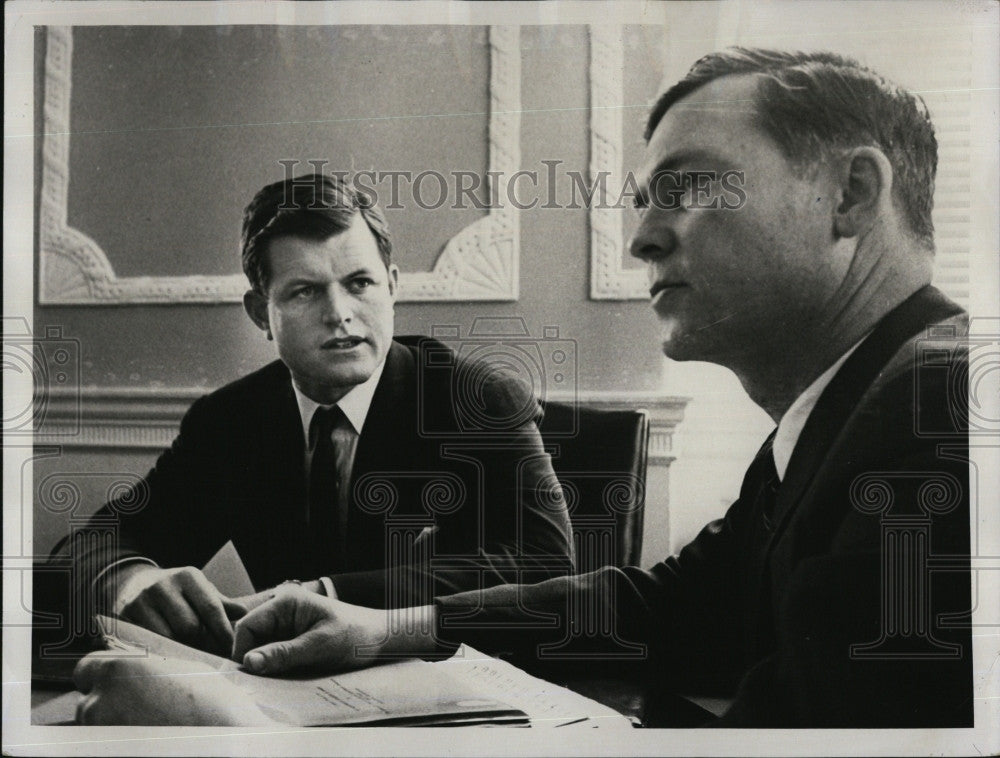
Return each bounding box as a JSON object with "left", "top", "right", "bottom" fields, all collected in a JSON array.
[
  {"left": 744, "top": 436, "right": 783, "bottom": 658},
  {"left": 308, "top": 405, "right": 350, "bottom": 573},
  {"left": 742, "top": 436, "right": 781, "bottom": 533}
]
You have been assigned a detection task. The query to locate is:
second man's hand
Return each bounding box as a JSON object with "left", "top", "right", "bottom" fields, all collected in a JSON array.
[
  {"left": 231, "top": 588, "right": 440, "bottom": 676},
  {"left": 225, "top": 578, "right": 327, "bottom": 620}
]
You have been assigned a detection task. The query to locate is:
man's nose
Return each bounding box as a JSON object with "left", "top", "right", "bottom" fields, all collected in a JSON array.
[
  {"left": 628, "top": 220, "right": 677, "bottom": 263},
  {"left": 321, "top": 289, "right": 353, "bottom": 325}
]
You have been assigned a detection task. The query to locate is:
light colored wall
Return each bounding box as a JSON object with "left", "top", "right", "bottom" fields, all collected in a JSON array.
[
  {"left": 31, "top": 25, "right": 678, "bottom": 560},
  {"left": 34, "top": 25, "right": 667, "bottom": 392}
]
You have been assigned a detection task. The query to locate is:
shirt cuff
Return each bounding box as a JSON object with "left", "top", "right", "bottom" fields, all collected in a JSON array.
[
  {"left": 91, "top": 557, "right": 160, "bottom": 611},
  {"left": 319, "top": 576, "right": 337, "bottom": 599}
]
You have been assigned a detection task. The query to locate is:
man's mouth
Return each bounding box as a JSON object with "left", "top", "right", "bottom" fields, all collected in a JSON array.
[
  {"left": 321, "top": 336, "right": 366, "bottom": 350},
  {"left": 649, "top": 281, "right": 686, "bottom": 302}
]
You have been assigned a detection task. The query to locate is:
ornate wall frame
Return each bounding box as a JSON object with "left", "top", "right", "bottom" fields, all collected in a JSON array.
[
  {"left": 588, "top": 24, "right": 647, "bottom": 301},
  {"left": 38, "top": 25, "right": 521, "bottom": 305}
]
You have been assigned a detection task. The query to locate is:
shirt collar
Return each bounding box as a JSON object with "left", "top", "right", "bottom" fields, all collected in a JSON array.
[
  {"left": 772, "top": 337, "right": 867, "bottom": 481},
  {"left": 291, "top": 358, "right": 386, "bottom": 444}
]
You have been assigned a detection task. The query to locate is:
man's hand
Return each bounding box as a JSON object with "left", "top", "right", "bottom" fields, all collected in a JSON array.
[
  {"left": 112, "top": 565, "right": 242, "bottom": 655},
  {"left": 73, "top": 652, "right": 280, "bottom": 726},
  {"left": 225, "top": 579, "right": 327, "bottom": 619},
  {"left": 232, "top": 588, "right": 440, "bottom": 675}
]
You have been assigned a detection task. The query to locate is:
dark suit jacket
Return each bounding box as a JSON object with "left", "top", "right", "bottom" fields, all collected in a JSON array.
[
  {"left": 55, "top": 338, "right": 573, "bottom": 616},
  {"left": 435, "top": 286, "right": 973, "bottom": 727}
]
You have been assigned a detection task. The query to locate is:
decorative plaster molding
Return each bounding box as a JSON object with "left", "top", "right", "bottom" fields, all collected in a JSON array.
[
  {"left": 399, "top": 25, "right": 520, "bottom": 302},
  {"left": 588, "top": 25, "right": 647, "bottom": 301},
  {"left": 38, "top": 27, "right": 247, "bottom": 305},
  {"left": 39, "top": 26, "right": 521, "bottom": 305},
  {"left": 35, "top": 387, "right": 202, "bottom": 449},
  {"left": 36, "top": 387, "right": 688, "bottom": 464}
]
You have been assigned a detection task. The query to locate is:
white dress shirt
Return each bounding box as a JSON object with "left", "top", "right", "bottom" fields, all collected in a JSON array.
[
  {"left": 291, "top": 358, "right": 385, "bottom": 444},
  {"left": 772, "top": 338, "right": 866, "bottom": 481}
]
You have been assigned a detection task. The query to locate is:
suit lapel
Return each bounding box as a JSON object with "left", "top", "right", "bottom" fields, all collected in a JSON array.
[
  {"left": 271, "top": 367, "right": 308, "bottom": 516},
  {"left": 346, "top": 341, "right": 418, "bottom": 564},
  {"left": 352, "top": 341, "right": 415, "bottom": 480},
  {"left": 740, "top": 286, "right": 963, "bottom": 656},
  {"left": 769, "top": 285, "right": 965, "bottom": 537},
  {"left": 255, "top": 364, "right": 309, "bottom": 582}
]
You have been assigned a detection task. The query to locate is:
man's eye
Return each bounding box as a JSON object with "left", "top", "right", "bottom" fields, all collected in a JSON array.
[
  {"left": 293, "top": 285, "right": 317, "bottom": 298},
  {"left": 666, "top": 172, "right": 695, "bottom": 193},
  {"left": 646, "top": 172, "right": 690, "bottom": 211},
  {"left": 349, "top": 278, "right": 375, "bottom": 293}
]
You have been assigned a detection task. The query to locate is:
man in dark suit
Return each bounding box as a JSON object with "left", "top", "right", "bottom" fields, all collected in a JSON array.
[
  {"left": 51, "top": 173, "right": 573, "bottom": 656},
  {"left": 75, "top": 49, "right": 974, "bottom": 728}
]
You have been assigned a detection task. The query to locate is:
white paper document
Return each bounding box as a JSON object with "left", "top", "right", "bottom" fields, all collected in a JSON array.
[
  {"left": 91, "top": 615, "right": 632, "bottom": 728},
  {"left": 96, "top": 616, "right": 526, "bottom": 727},
  {"left": 441, "top": 647, "right": 634, "bottom": 729},
  {"left": 194, "top": 541, "right": 632, "bottom": 727},
  {"left": 200, "top": 540, "right": 256, "bottom": 597},
  {"left": 35, "top": 542, "right": 633, "bottom": 728}
]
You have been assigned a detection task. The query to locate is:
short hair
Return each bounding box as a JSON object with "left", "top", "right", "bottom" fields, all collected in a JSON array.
[
  {"left": 241, "top": 173, "right": 393, "bottom": 294},
  {"left": 645, "top": 48, "right": 938, "bottom": 246}
]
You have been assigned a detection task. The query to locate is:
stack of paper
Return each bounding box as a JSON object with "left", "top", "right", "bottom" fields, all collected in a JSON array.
[
  {"left": 441, "top": 647, "right": 635, "bottom": 729},
  {"left": 35, "top": 542, "right": 634, "bottom": 728},
  {"left": 93, "top": 615, "right": 632, "bottom": 728},
  {"left": 195, "top": 541, "right": 633, "bottom": 728},
  {"left": 97, "top": 616, "right": 528, "bottom": 727}
]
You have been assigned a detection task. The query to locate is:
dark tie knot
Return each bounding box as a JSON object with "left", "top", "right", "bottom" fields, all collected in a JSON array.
[{"left": 310, "top": 405, "right": 349, "bottom": 450}]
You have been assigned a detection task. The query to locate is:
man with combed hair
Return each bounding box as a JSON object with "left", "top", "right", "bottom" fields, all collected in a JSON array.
[
  {"left": 47, "top": 173, "right": 572, "bottom": 658},
  {"left": 76, "top": 50, "right": 972, "bottom": 727}
]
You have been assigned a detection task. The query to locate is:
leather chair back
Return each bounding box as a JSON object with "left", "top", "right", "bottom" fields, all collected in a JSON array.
[{"left": 539, "top": 401, "right": 650, "bottom": 568}]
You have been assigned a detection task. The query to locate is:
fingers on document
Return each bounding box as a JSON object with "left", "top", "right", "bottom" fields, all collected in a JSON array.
[
  {"left": 241, "top": 641, "right": 288, "bottom": 674},
  {"left": 72, "top": 654, "right": 131, "bottom": 723},
  {"left": 231, "top": 604, "right": 272, "bottom": 662},
  {"left": 176, "top": 570, "right": 235, "bottom": 650},
  {"left": 221, "top": 595, "right": 251, "bottom": 621},
  {"left": 120, "top": 595, "right": 174, "bottom": 640},
  {"left": 72, "top": 654, "right": 102, "bottom": 692},
  {"left": 231, "top": 593, "right": 299, "bottom": 664},
  {"left": 240, "top": 630, "right": 329, "bottom": 675},
  {"left": 75, "top": 693, "right": 101, "bottom": 725},
  {"left": 120, "top": 568, "right": 235, "bottom": 652}
]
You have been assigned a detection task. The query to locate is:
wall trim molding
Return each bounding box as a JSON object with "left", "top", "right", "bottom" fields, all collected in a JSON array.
[
  {"left": 399, "top": 25, "right": 521, "bottom": 302},
  {"left": 588, "top": 25, "right": 647, "bottom": 301},
  {"left": 36, "top": 386, "right": 688, "bottom": 463},
  {"left": 39, "top": 25, "right": 521, "bottom": 305}
]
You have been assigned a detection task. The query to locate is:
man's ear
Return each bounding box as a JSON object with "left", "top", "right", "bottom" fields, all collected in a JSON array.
[
  {"left": 243, "top": 290, "right": 272, "bottom": 338},
  {"left": 386, "top": 264, "right": 400, "bottom": 303},
  {"left": 832, "top": 146, "right": 893, "bottom": 239}
]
